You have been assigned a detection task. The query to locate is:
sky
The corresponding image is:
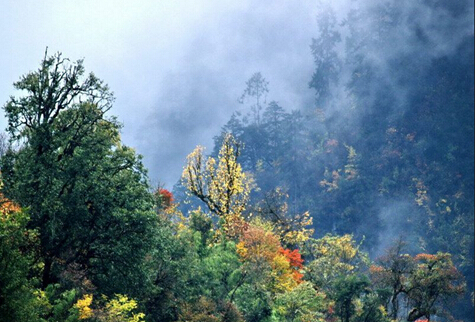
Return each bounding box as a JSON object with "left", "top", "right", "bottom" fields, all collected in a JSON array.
[
  {"left": 1, "top": 0, "right": 340, "bottom": 187},
  {"left": 2, "top": 1, "right": 473, "bottom": 188}
]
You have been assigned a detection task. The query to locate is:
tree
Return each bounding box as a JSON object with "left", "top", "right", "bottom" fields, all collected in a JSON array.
[
  {"left": 143, "top": 218, "right": 201, "bottom": 322},
  {"left": 406, "top": 253, "right": 465, "bottom": 321},
  {"left": 182, "top": 133, "right": 251, "bottom": 238},
  {"left": 304, "top": 234, "right": 369, "bottom": 291},
  {"left": 352, "top": 293, "right": 390, "bottom": 322},
  {"left": 371, "top": 246, "right": 466, "bottom": 321},
  {"left": 155, "top": 188, "right": 174, "bottom": 210},
  {"left": 201, "top": 241, "right": 242, "bottom": 303},
  {"left": 178, "top": 296, "right": 242, "bottom": 322},
  {"left": 370, "top": 239, "right": 415, "bottom": 319},
  {"left": 332, "top": 274, "right": 370, "bottom": 322},
  {"left": 239, "top": 73, "right": 269, "bottom": 126},
  {"left": 236, "top": 225, "right": 280, "bottom": 264},
  {"left": 273, "top": 282, "right": 326, "bottom": 322},
  {"left": 1, "top": 50, "right": 156, "bottom": 295},
  {"left": 253, "top": 188, "right": 313, "bottom": 247},
  {"left": 309, "top": 4, "right": 341, "bottom": 108}
]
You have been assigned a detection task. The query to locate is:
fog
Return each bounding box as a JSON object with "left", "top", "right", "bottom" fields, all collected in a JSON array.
[
  {"left": 1, "top": 0, "right": 340, "bottom": 187},
  {"left": 3, "top": 1, "right": 471, "bottom": 188}
]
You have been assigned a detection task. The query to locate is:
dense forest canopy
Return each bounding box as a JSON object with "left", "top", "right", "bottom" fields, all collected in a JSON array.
[{"left": 0, "top": 1, "right": 473, "bottom": 322}]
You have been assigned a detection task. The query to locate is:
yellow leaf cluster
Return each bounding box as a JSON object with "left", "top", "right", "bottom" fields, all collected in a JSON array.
[
  {"left": 0, "top": 190, "right": 21, "bottom": 219},
  {"left": 101, "top": 294, "right": 146, "bottom": 322},
  {"left": 236, "top": 241, "right": 248, "bottom": 259},
  {"left": 74, "top": 293, "right": 146, "bottom": 322},
  {"left": 181, "top": 134, "right": 252, "bottom": 238},
  {"left": 314, "top": 234, "right": 358, "bottom": 261},
  {"left": 306, "top": 234, "right": 369, "bottom": 285},
  {"left": 281, "top": 211, "right": 314, "bottom": 245},
  {"left": 270, "top": 254, "right": 299, "bottom": 293},
  {"left": 76, "top": 294, "right": 93, "bottom": 320},
  {"left": 413, "top": 178, "right": 429, "bottom": 207}
]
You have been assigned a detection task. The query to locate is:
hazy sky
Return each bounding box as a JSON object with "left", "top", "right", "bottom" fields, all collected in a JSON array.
[
  {"left": 3, "top": 1, "right": 472, "bottom": 188},
  {"left": 1, "top": 0, "right": 338, "bottom": 187}
]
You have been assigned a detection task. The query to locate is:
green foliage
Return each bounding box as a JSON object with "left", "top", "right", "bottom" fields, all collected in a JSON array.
[
  {"left": 39, "top": 285, "right": 80, "bottom": 322},
  {"left": 233, "top": 284, "right": 272, "bottom": 322},
  {"left": 273, "top": 282, "right": 326, "bottom": 322},
  {"left": 143, "top": 219, "right": 201, "bottom": 322},
  {"left": 189, "top": 209, "right": 215, "bottom": 254},
  {"left": 352, "top": 293, "right": 390, "bottom": 322},
  {"left": 1, "top": 51, "right": 156, "bottom": 296},
  {"left": 0, "top": 204, "right": 41, "bottom": 322},
  {"left": 332, "top": 274, "right": 370, "bottom": 322},
  {"left": 202, "top": 242, "right": 242, "bottom": 301},
  {"left": 304, "top": 234, "right": 369, "bottom": 290}
]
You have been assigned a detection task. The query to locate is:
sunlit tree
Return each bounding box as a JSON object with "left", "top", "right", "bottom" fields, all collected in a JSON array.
[
  {"left": 182, "top": 133, "right": 252, "bottom": 238},
  {"left": 304, "top": 234, "right": 369, "bottom": 291}
]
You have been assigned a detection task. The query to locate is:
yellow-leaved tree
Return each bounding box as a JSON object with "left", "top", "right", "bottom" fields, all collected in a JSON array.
[
  {"left": 182, "top": 133, "right": 252, "bottom": 238},
  {"left": 304, "top": 234, "right": 369, "bottom": 290},
  {"left": 75, "top": 294, "right": 145, "bottom": 322}
]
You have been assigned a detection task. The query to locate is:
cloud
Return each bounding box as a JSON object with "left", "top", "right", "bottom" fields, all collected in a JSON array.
[
  {"left": 134, "top": 0, "right": 324, "bottom": 187},
  {"left": 2, "top": 0, "right": 471, "bottom": 188},
  {"left": 1, "top": 0, "right": 327, "bottom": 187}
]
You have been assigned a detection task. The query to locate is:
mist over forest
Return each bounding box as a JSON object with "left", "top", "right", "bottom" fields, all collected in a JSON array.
[{"left": 1, "top": 1, "right": 473, "bottom": 322}]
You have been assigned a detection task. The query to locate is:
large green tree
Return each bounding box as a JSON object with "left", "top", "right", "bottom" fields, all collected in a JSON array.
[{"left": 1, "top": 51, "right": 156, "bottom": 295}]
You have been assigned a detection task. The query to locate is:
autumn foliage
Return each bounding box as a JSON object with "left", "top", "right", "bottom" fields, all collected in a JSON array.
[
  {"left": 278, "top": 247, "right": 303, "bottom": 270},
  {"left": 235, "top": 223, "right": 304, "bottom": 294},
  {"left": 156, "top": 188, "right": 174, "bottom": 209},
  {"left": 370, "top": 248, "right": 465, "bottom": 321},
  {"left": 0, "top": 190, "right": 21, "bottom": 216}
]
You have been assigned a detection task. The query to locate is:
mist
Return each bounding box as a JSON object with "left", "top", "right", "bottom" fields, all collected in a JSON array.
[
  {"left": 1, "top": 0, "right": 331, "bottom": 187},
  {"left": 2, "top": 1, "right": 473, "bottom": 188}
]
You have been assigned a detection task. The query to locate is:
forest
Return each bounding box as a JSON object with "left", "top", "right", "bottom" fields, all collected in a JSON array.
[{"left": 0, "top": 1, "right": 473, "bottom": 322}]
